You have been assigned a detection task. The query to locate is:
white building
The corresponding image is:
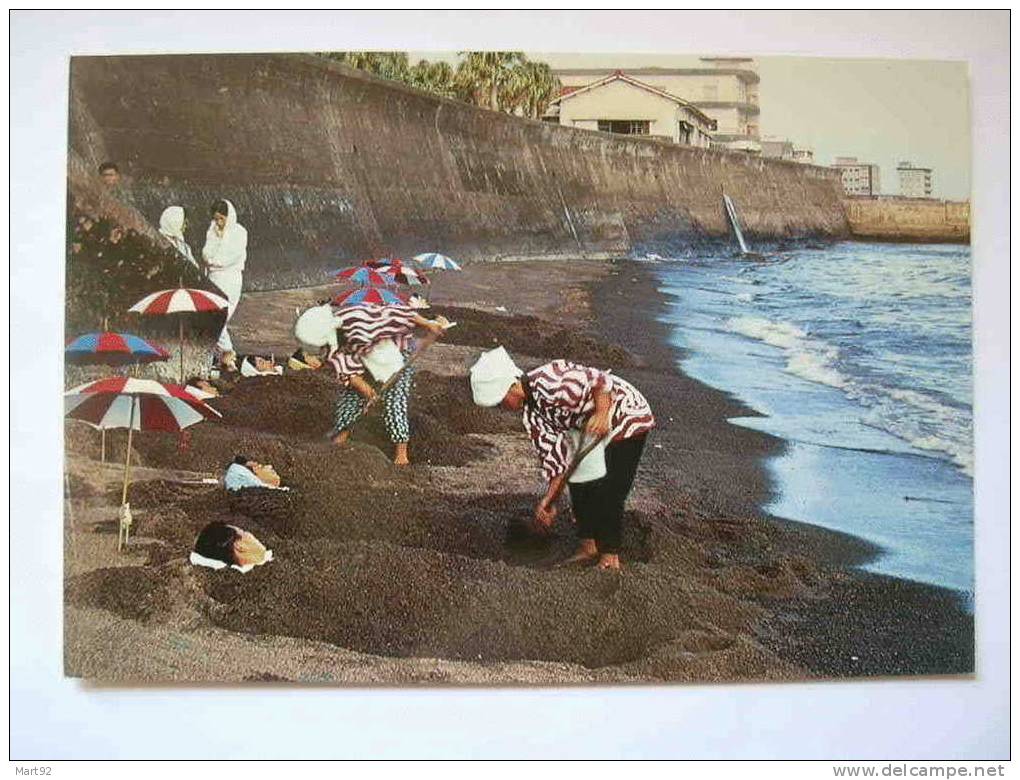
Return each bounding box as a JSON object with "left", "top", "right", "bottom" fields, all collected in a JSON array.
[
  {"left": 762, "top": 138, "right": 815, "bottom": 164},
  {"left": 552, "top": 58, "right": 760, "bottom": 153},
  {"left": 897, "top": 161, "right": 934, "bottom": 198},
  {"left": 545, "top": 71, "right": 716, "bottom": 148},
  {"left": 792, "top": 148, "right": 814, "bottom": 164},
  {"left": 832, "top": 156, "right": 881, "bottom": 197}
]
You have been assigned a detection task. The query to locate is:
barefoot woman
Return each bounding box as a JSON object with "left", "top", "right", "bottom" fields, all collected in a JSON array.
[
  {"left": 327, "top": 304, "right": 446, "bottom": 466},
  {"left": 471, "top": 348, "right": 654, "bottom": 570}
]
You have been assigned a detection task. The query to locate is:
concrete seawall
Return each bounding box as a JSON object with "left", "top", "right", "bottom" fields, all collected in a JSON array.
[
  {"left": 69, "top": 54, "right": 850, "bottom": 290},
  {"left": 845, "top": 197, "right": 970, "bottom": 243}
]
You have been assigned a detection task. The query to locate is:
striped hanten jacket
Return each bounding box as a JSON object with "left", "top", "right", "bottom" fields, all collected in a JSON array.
[
  {"left": 523, "top": 360, "right": 655, "bottom": 480},
  {"left": 326, "top": 305, "right": 417, "bottom": 383}
]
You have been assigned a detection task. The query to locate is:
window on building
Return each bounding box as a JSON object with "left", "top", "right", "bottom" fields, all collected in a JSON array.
[
  {"left": 598, "top": 120, "right": 651, "bottom": 135},
  {"left": 678, "top": 120, "right": 693, "bottom": 145}
]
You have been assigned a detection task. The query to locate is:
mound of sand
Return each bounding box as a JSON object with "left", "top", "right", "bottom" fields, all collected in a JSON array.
[
  {"left": 66, "top": 335, "right": 823, "bottom": 681},
  {"left": 433, "top": 305, "right": 636, "bottom": 368}
]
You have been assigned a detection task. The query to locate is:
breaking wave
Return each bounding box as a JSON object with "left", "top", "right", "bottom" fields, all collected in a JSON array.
[{"left": 724, "top": 313, "right": 971, "bottom": 474}]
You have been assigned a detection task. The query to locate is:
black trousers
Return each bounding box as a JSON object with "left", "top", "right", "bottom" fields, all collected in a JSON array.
[{"left": 567, "top": 434, "right": 647, "bottom": 555}]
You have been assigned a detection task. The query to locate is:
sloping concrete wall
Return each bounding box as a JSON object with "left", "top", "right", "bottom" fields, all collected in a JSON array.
[
  {"left": 69, "top": 54, "right": 849, "bottom": 290},
  {"left": 846, "top": 198, "right": 970, "bottom": 243}
]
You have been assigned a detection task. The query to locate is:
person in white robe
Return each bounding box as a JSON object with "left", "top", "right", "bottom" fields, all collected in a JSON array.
[
  {"left": 202, "top": 199, "right": 248, "bottom": 372},
  {"left": 158, "top": 206, "right": 198, "bottom": 269}
]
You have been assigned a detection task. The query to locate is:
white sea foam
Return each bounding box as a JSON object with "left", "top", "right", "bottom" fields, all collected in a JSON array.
[
  {"left": 735, "top": 292, "right": 755, "bottom": 304},
  {"left": 859, "top": 391, "right": 974, "bottom": 476},
  {"left": 725, "top": 313, "right": 973, "bottom": 470},
  {"left": 911, "top": 436, "right": 974, "bottom": 476},
  {"left": 727, "top": 316, "right": 850, "bottom": 391},
  {"left": 726, "top": 316, "right": 806, "bottom": 350},
  {"left": 786, "top": 349, "right": 847, "bottom": 389}
]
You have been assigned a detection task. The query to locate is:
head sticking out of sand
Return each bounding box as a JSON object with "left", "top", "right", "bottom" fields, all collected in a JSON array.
[
  {"left": 193, "top": 522, "right": 269, "bottom": 569},
  {"left": 226, "top": 454, "right": 282, "bottom": 490}
]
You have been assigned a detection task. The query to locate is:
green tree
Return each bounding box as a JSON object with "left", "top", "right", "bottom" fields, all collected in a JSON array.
[
  {"left": 317, "top": 50, "right": 560, "bottom": 117},
  {"left": 407, "top": 59, "right": 458, "bottom": 99},
  {"left": 322, "top": 51, "right": 410, "bottom": 82},
  {"left": 455, "top": 51, "right": 525, "bottom": 111},
  {"left": 505, "top": 59, "right": 561, "bottom": 118}
]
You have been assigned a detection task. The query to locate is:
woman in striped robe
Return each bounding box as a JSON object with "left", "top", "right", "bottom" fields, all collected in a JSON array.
[
  {"left": 327, "top": 304, "right": 446, "bottom": 466},
  {"left": 471, "top": 351, "right": 654, "bottom": 570}
]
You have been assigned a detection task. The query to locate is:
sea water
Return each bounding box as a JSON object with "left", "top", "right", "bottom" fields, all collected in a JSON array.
[{"left": 650, "top": 242, "right": 973, "bottom": 602}]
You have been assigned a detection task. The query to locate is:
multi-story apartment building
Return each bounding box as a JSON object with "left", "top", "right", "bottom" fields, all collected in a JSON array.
[
  {"left": 832, "top": 156, "right": 882, "bottom": 197},
  {"left": 551, "top": 57, "right": 761, "bottom": 153},
  {"left": 897, "top": 161, "right": 934, "bottom": 198}
]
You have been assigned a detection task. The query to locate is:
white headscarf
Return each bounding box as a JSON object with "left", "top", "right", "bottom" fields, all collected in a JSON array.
[
  {"left": 202, "top": 199, "right": 248, "bottom": 273},
  {"left": 159, "top": 206, "right": 186, "bottom": 240},
  {"left": 159, "top": 206, "right": 198, "bottom": 268},
  {"left": 470, "top": 346, "right": 522, "bottom": 407}
]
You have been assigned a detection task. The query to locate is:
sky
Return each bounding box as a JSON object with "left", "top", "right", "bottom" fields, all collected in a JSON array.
[{"left": 411, "top": 52, "right": 971, "bottom": 200}]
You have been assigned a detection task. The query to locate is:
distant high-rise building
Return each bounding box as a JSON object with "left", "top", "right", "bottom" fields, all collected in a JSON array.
[
  {"left": 897, "top": 161, "right": 934, "bottom": 198},
  {"left": 551, "top": 57, "right": 761, "bottom": 153},
  {"left": 832, "top": 156, "right": 881, "bottom": 197}
]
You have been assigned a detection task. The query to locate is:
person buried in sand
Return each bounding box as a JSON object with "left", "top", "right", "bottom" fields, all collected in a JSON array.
[
  {"left": 190, "top": 521, "right": 272, "bottom": 572},
  {"left": 470, "top": 347, "right": 655, "bottom": 571},
  {"left": 224, "top": 455, "right": 286, "bottom": 492},
  {"left": 287, "top": 347, "right": 323, "bottom": 372},
  {"left": 327, "top": 304, "right": 450, "bottom": 466}
]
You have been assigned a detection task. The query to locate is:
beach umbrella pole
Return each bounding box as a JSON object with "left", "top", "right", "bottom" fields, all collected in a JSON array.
[
  {"left": 179, "top": 315, "right": 185, "bottom": 384},
  {"left": 100, "top": 429, "right": 106, "bottom": 463},
  {"left": 178, "top": 279, "right": 185, "bottom": 384},
  {"left": 119, "top": 399, "right": 135, "bottom": 551}
]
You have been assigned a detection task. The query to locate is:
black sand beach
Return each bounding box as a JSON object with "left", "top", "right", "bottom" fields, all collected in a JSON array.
[
  {"left": 63, "top": 258, "right": 973, "bottom": 683},
  {"left": 589, "top": 261, "right": 974, "bottom": 678}
]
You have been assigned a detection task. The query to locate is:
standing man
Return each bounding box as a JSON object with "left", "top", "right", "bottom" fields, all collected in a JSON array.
[
  {"left": 202, "top": 199, "right": 247, "bottom": 373},
  {"left": 470, "top": 347, "right": 655, "bottom": 571}
]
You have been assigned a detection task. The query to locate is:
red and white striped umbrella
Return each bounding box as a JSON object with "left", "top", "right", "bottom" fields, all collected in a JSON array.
[
  {"left": 64, "top": 376, "right": 221, "bottom": 433},
  {"left": 128, "top": 288, "right": 229, "bottom": 382},
  {"left": 129, "top": 288, "right": 229, "bottom": 315},
  {"left": 64, "top": 376, "right": 220, "bottom": 550}
]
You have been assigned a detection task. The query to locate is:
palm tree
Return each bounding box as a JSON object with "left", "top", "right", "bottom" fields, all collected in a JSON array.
[
  {"left": 322, "top": 51, "right": 410, "bottom": 82},
  {"left": 317, "top": 51, "right": 560, "bottom": 116},
  {"left": 407, "top": 59, "right": 458, "bottom": 99},
  {"left": 455, "top": 51, "right": 525, "bottom": 111},
  {"left": 506, "top": 60, "right": 561, "bottom": 118}
]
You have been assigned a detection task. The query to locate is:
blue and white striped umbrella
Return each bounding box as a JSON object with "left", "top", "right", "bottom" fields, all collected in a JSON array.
[
  {"left": 413, "top": 253, "right": 462, "bottom": 271},
  {"left": 332, "top": 286, "right": 410, "bottom": 308},
  {"left": 65, "top": 332, "right": 170, "bottom": 366}
]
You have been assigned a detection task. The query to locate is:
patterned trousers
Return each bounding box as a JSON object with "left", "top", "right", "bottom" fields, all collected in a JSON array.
[{"left": 332, "top": 356, "right": 414, "bottom": 444}]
